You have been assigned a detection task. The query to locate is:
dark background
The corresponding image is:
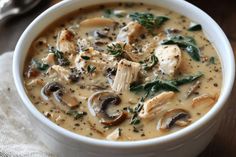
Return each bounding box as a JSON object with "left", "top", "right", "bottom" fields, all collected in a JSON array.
[{"left": 0, "top": 0, "right": 235, "bottom": 156}]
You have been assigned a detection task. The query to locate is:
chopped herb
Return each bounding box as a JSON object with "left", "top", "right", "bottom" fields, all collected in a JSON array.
[
  {"left": 104, "top": 9, "right": 113, "bottom": 18},
  {"left": 129, "top": 99, "right": 144, "bottom": 125},
  {"left": 129, "top": 12, "right": 169, "bottom": 32},
  {"left": 208, "top": 57, "right": 216, "bottom": 65},
  {"left": 32, "top": 60, "right": 49, "bottom": 71},
  {"left": 130, "top": 115, "right": 141, "bottom": 125},
  {"left": 118, "top": 128, "right": 122, "bottom": 136},
  {"left": 87, "top": 65, "right": 96, "bottom": 73},
  {"left": 67, "top": 110, "right": 87, "bottom": 119},
  {"left": 81, "top": 56, "right": 90, "bottom": 60},
  {"left": 142, "top": 55, "right": 158, "bottom": 70},
  {"left": 188, "top": 23, "right": 202, "bottom": 31},
  {"left": 48, "top": 46, "right": 70, "bottom": 66},
  {"left": 107, "top": 43, "right": 125, "bottom": 57},
  {"left": 161, "top": 35, "right": 201, "bottom": 61},
  {"left": 172, "top": 72, "right": 204, "bottom": 86},
  {"left": 133, "top": 126, "right": 139, "bottom": 133}
]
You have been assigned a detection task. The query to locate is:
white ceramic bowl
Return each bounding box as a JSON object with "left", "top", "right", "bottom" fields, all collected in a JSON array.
[{"left": 13, "top": 0, "right": 235, "bottom": 157}]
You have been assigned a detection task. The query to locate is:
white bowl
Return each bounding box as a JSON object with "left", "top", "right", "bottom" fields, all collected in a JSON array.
[{"left": 13, "top": 0, "right": 235, "bottom": 157}]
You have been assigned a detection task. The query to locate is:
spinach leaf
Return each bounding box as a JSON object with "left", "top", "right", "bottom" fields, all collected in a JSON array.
[
  {"left": 208, "top": 57, "right": 216, "bottom": 65},
  {"left": 171, "top": 72, "right": 204, "bottom": 86},
  {"left": 48, "top": 46, "right": 70, "bottom": 66},
  {"left": 188, "top": 23, "right": 202, "bottom": 31},
  {"left": 161, "top": 35, "right": 201, "bottom": 61},
  {"left": 81, "top": 56, "right": 90, "bottom": 60},
  {"left": 130, "top": 72, "right": 203, "bottom": 98},
  {"left": 32, "top": 60, "right": 49, "bottom": 71},
  {"left": 129, "top": 12, "right": 169, "bottom": 32}
]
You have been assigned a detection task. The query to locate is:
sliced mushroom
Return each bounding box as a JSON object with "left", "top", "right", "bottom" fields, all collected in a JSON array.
[
  {"left": 106, "top": 128, "right": 122, "bottom": 141},
  {"left": 56, "top": 29, "right": 77, "bottom": 55},
  {"left": 139, "top": 91, "right": 175, "bottom": 119},
  {"left": 192, "top": 94, "right": 218, "bottom": 108},
  {"left": 116, "top": 21, "right": 145, "bottom": 44},
  {"left": 53, "top": 90, "right": 79, "bottom": 108},
  {"left": 112, "top": 59, "right": 140, "bottom": 92},
  {"left": 154, "top": 45, "right": 182, "bottom": 76},
  {"left": 80, "top": 17, "right": 116, "bottom": 27},
  {"left": 41, "top": 82, "right": 63, "bottom": 100},
  {"left": 88, "top": 91, "right": 127, "bottom": 126},
  {"left": 75, "top": 47, "right": 117, "bottom": 73},
  {"left": 157, "top": 108, "right": 191, "bottom": 132}
]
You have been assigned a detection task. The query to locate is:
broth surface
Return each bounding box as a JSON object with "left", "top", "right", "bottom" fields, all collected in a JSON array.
[{"left": 23, "top": 3, "right": 222, "bottom": 141}]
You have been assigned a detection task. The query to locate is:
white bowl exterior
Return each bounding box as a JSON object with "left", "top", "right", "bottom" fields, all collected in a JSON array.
[{"left": 13, "top": 0, "right": 235, "bottom": 157}]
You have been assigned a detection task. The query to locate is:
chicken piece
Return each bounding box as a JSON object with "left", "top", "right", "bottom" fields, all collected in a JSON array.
[
  {"left": 47, "top": 65, "right": 70, "bottom": 81},
  {"left": 116, "top": 21, "right": 145, "bottom": 44},
  {"left": 192, "top": 94, "right": 218, "bottom": 108},
  {"left": 155, "top": 45, "right": 182, "bottom": 76},
  {"left": 56, "top": 29, "right": 77, "bottom": 55},
  {"left": 112, "top": 59, "right": 140, "bottom": 92},
  {"left": 75, "top": 47, "right": 117, "bottom": 73},
  {"left": 106, "top": 128, "right": 121, "bottom": 141},
  {"left": 139, "top": 91, "right": 175, "bottom": 119},
  {"left": 42, "top": 53, "right": 55, "bottom": 65},
  {"left": 80, "top": 17, "right": 116, "bottom": 27}
]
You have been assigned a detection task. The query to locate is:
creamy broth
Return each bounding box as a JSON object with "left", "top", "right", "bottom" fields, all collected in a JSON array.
[{"left": 23, "top": 3, "right": 222, "bottom": 141}]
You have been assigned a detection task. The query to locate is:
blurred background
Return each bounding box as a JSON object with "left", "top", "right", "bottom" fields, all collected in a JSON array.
[{"left": 0, "top": 0, "right": 235, "bottom": 156}]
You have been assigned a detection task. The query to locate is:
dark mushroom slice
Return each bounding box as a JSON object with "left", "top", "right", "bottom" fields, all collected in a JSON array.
[
  {"left": 88, "top": 91, "right": 127, "bottom": 126},
  {"left": 157, "top": 108, "right": 191, "bottom": 132},
  {"left": 41, "top": 82, "right": 63, "bottom": 100}
]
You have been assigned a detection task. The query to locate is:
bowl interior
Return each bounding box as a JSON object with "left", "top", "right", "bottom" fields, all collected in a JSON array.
[{"left": 13, "top": 0, "right": 235, "bottom": 147}]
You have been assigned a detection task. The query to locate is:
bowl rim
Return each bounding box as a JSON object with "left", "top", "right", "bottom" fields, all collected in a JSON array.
[{"left": 13, "top": 0, "right": 235, "bottom": 148}]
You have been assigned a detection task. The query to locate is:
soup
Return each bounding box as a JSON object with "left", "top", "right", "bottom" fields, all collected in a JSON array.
[{"left": 23, "top": 2, "right": 222, "bottom": 141}]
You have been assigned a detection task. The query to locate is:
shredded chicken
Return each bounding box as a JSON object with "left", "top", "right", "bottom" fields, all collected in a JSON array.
[
  {"left": 80, "top": 17, "right": 116, "bottom": 27},
  {"left": 56, "top": 29, "right": 77, "bottom": 54},
  {"left": 106, "top": 128, "right": 121, "bottom": 141},
  {"left": 116, "top": 21, "right": 145, "bottom": 44},
  {"left": 47, "top": 65, "right": 70, "bottom": 81},
  {"left": 155, "top": 45, "right": 182, "bottom": 76},
  {"left": 42, "top": 53, "right": 55, "bottom": 65},
  {"left": 75, "top": 47, "right": 117, "bottom": 73},
  {"left": 112, "top": 59, "right": 140, "bottom": 92},
  {"left": 139, "top": 91, "right": 175, "bottom": 119},
  {"left": 192, "top": 94, "right": 218, "bottom": 108}
]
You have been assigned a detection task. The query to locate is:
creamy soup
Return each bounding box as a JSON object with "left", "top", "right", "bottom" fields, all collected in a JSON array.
[{"left": 23, "top": 2, "right": 222, "bottom": 141}]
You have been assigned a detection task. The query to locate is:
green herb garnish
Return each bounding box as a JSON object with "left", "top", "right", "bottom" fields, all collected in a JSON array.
[
  {"left": 81, "top": 56, "right": 90, "bottom": 60},
  {"left": 129, "top": 12, "right": 169, "bottom": 32},
  {"left": 171, "top": 72, "right": 204, "bottom": 86},
  {"left": 87, "top": 65, "right": 96, "bottom": 73},
  {"left": 188, "top": 23, "right": 202, "bottom": 31},
  {"left": 48, "top": 46, "right": 70, "bottom": 66},
  {"left": 107, "top": 43, "right": 125, "bottom": 57},
  {"left": 161, "top": 35, "right": 201, "bottom": 61},
  {"left": 127, "top": 100, "right": 144, "bottom": 125},
  {"left": 32, "top": 60, "right": 49, "bottom": 71},
  {"left": 208, "top": 57, "right": 216, "bottom": 65},
  {"left": 67, "top": 110, "right": 87, "bottom": 119},
  {"left": 142, "top": 55, "right": 158, "bottom": 70}
]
